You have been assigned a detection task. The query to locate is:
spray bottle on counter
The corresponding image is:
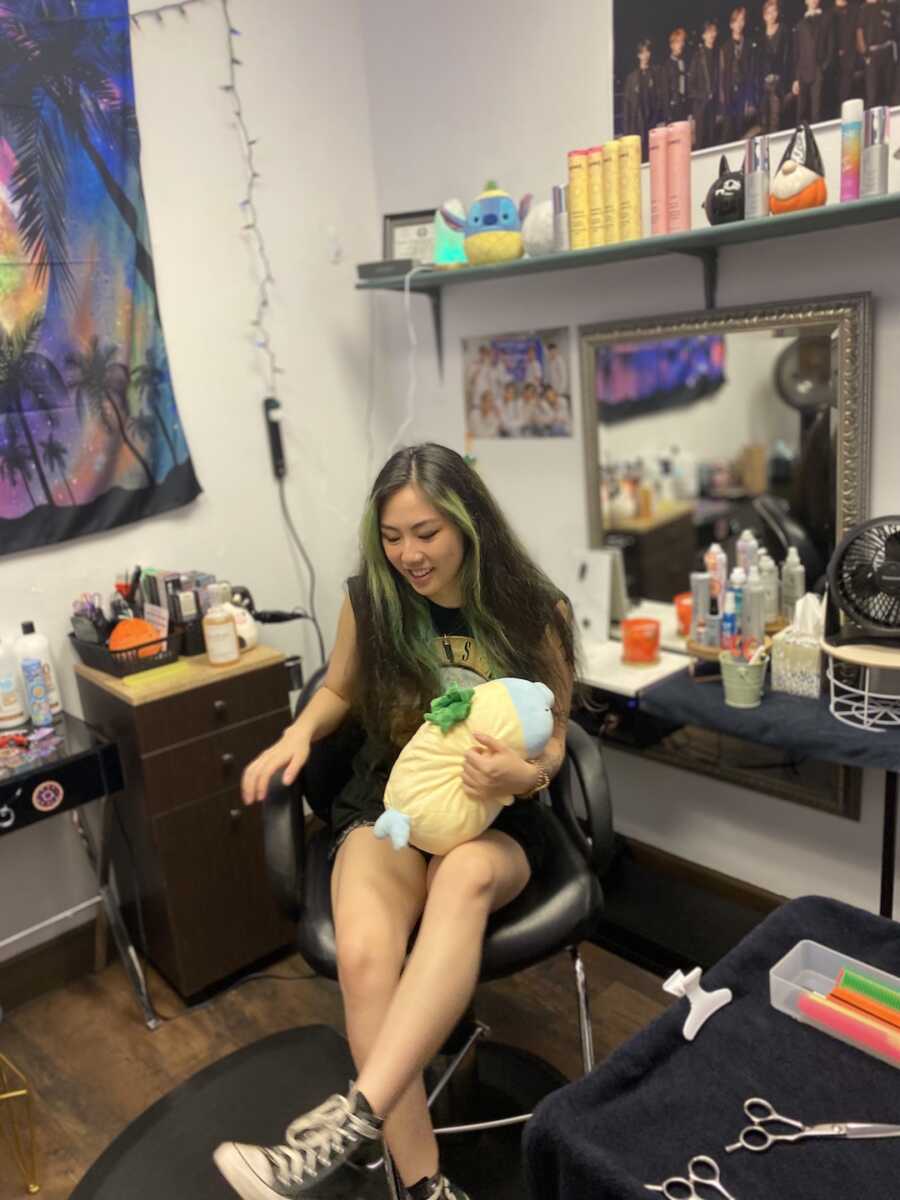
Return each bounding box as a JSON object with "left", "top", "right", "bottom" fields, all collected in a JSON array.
[{"left": 781, "top": 547, "right": 806, "bottom": 623}]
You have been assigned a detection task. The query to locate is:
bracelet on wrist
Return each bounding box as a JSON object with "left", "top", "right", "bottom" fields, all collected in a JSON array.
[{"left": 518, "top": 762, "right": 550, "bottom": 799}]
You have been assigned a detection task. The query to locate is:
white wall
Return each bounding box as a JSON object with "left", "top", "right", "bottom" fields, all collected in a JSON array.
[
  {"left": 362, "top": 1, "right": 900, "bottom": 914},
  {"left": 0, "top": 0, "right": 380, "bottom": 963}
]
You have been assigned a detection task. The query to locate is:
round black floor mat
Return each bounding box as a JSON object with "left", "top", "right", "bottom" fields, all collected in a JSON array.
[{"left": 70, "top": 1024, "right": 568, "bottom": 1199}]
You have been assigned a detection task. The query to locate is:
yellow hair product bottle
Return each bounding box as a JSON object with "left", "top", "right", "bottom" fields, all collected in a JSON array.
[
  {"left": 567, "top": 149, "right": 590, "bottom": 250},
  {"left": 587, "top": 146, "right": 606, "bottom": 247},
  {"left": 617, "top": 135, "right": 643, "bottom": 242},
  {"left": 601, "top": 142, "right": 621, "bottom": 245}
]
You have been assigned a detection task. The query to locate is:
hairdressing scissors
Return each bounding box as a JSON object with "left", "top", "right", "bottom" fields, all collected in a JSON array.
[
  {"left": 645, "top": 1155, "right": 739, "bottom": 1200},
  {"left": 726, "top": 1096, "right": 900, "bottom": 1154}
]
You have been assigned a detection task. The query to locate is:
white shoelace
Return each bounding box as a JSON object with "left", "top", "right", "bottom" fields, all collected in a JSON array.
[{"left": 261, "top": 1094, "right": 379, "bottom": 1188}]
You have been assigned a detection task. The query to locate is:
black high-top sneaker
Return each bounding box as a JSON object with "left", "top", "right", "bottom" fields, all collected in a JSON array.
[
  {"left": 214, "top": 1086, "right": 382, "bottom": 1199},
  {"left": 407, "top": 1172, "right": 471, "bottom": 1200}
]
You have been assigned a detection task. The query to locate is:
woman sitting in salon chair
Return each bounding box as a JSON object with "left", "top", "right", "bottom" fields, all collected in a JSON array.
[{"left": 214, "top": 443, "right": 575, "bottom": 1200}]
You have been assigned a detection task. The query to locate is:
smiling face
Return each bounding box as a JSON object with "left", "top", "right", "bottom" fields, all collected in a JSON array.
[{"left": 380, "top": 483, "right": 465, "bottom": 607}]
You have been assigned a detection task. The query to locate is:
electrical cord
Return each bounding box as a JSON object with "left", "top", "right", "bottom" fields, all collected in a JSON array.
[{"left": 278, "top": 477, "right": 326, "bottom": 667}]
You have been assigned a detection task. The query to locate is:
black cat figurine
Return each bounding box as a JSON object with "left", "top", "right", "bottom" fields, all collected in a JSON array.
[{"left": 703, "top": 155, "right": 745, "bottom": 225}]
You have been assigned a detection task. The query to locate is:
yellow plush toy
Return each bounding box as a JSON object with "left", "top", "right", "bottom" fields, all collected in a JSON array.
[{"left": 374, "top": 678, "right": 554, "bottom": 856}]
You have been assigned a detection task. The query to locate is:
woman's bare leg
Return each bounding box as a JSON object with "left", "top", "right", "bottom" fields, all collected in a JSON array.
[
  {"left": 353, "top": 831, "right": 530, "bottom": 1136},
  {"left": 330, "top": 827, "right": 436, "bottom": 1185}
]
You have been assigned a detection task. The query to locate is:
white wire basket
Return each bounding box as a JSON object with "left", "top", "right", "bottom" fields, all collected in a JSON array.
[{"left": 822, "top": 637, "right": 900, "bottom": 733}]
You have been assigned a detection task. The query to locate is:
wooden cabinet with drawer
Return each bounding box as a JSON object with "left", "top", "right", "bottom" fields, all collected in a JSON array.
[{"left": 75, "top": 646, "right": 295, "bottom": 998}]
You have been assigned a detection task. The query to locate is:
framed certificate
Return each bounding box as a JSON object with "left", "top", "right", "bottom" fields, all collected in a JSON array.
[{"left": 383, "top": 210, "right": 436, "bottom": 264}]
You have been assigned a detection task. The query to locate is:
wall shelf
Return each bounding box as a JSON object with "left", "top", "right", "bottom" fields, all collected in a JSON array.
[{"left": 356, "top": 193, "right": 900, "bottom": 368}]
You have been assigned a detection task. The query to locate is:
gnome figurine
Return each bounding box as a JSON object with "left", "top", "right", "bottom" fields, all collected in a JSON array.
[{"left": 771, "top": 123, "right": 827, "bottom": 215}]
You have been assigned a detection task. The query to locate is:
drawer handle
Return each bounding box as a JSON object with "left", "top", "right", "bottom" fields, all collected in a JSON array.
[
  {"left": 213, "top": 699, "right": 228, "bottom": 719},
  {"left": 221, "top": 752, "right": 236, "bottom": 770}
]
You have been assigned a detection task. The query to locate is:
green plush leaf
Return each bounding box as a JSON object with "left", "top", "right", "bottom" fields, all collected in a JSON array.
[{"left": 423, "top": 682, "right": 475, "bottom": 733}]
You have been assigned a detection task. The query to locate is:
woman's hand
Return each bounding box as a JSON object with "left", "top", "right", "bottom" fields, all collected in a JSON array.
[
  {"left": 241, "top": 727, "right": 311, "bottom": 805},
  {"left": 461, "top": 733, "right": 540, "bottom": 802}
]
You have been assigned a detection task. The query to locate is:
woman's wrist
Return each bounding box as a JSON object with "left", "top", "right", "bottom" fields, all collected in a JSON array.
[{"left": 517, "top": 760, "right": 549, "bottom": 798}]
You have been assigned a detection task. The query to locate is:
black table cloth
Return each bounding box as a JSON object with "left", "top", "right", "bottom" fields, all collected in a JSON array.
[
  {"left": 524, "top": 896, "right": 900, "bottom": 1200},
  {"left": 641, "top": 672, "right": 900, "bottom": 771}
]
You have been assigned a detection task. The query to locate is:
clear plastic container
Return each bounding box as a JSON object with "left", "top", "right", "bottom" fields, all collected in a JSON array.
[{"left": 770, "top": 940, "right": 900, "bottom": 1069}]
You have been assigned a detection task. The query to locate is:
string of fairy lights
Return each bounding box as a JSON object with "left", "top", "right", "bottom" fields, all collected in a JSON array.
[
  {"left": 130, "top": 0, "right": 283, "bottom": 400},
  {"left": 130, "top": 0, "right": 324, "bottom": 662}
]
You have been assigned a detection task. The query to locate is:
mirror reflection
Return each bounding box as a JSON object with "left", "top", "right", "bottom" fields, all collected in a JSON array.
[{"left": 594, "top": 326, "right": 836, "bottom": 617}]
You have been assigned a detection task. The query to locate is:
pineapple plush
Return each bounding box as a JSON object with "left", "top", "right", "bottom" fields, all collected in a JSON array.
[{"left": 374, "top": 678, "right": 554, "bottom": 856}]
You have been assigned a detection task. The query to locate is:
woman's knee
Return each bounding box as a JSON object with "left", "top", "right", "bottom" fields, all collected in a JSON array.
[
  {"left": 429, "top": 843, "right": 497, "bottom": 903},
  {"left": 335, "top": 921, "right": 407, "bottom": 998}
]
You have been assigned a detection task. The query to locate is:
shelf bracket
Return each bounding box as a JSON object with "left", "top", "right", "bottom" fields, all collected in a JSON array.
[{"left": 682, "top": 247, "right": 719, "bottom": 311}]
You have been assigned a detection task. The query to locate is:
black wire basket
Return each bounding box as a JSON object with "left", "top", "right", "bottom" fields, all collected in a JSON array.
[{"left": 68, "top": 630, "right": 181, "bottom": 678}]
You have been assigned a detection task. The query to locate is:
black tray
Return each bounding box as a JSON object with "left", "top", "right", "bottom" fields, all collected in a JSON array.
[{"left": 69, "top": 631, "right": 181, "bottom": 678}]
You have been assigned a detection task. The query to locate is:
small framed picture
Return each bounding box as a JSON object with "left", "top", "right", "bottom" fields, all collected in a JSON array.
[{"left": 383, "top": 210, "right": 436, "bottom": 264}]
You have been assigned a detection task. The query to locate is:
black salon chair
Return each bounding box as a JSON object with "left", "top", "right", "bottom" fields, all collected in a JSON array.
[{"left": 262, "top": 676, "right": 614, "bottom": 1197}]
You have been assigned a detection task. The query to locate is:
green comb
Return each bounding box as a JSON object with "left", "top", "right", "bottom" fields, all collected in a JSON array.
[{"left": 838, "top": 967, "right": 900, "bottom": 1012}]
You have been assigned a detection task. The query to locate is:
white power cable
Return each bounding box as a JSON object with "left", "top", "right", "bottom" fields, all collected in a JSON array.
[{"left": 386, "top": 265, "right": 430, "bottom": 457}]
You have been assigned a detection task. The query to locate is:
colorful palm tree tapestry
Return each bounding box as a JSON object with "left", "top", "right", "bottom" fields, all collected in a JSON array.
[{"left": 0, "top": 0, "right": 200, "bottom": 556}]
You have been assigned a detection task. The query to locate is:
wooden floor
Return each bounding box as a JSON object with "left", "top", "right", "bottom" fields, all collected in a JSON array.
[{"left": 0, "top": 944, "right": 668, "bottom": 1200}]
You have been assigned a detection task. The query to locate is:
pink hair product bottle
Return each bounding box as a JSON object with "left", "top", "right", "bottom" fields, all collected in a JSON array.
[
  {"left": 649, "top": 126, "right": 670, "bottom": 235},
  {"left": 666, "top": 120, "right": 692, "bottom": 233}
]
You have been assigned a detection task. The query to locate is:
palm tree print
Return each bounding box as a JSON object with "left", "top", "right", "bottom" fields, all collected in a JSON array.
[
  {"left": 0, "top": 2, "right": 157, "bottom": 308},
  {"left": 132, "top": 348, "right": 178, "bottom": 469},
  {"left": 66, "top": 336, "right": 155, "bottom": 487},
  {"left": 0, "top": 414, "right": 36, "bottom": 506},
  {"left": 40, "top": 429, "right": 76, "bottom": 505},
  {"left": 0, "top": 314, "right": 68, "bottom": 507}
]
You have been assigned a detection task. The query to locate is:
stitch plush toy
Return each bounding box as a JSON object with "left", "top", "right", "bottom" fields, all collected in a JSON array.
[
  {"left": 440, "top": 182, "right": 533, "bottom": 266},
  {"left": 374, "top": 678, "right": 554, "bottom": 856}
]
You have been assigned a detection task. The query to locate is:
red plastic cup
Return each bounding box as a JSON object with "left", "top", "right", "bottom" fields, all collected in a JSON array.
[
  {"left": 622, "top": 618, "right": 661, "bottom": 665},
  {"left": 674, "top": 592, "right": 692, "bottom": 638}
]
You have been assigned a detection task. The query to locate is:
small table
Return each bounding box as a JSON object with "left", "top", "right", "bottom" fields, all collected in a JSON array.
[
  {"left": 524, "top": 896, "right": 900, "bottom": 1200},
  {"left": 640, "top": 673, "right": 900, "bottom": 918},
  {"left": 0, "top": 713, "right": 160, "bottom": 1030}
]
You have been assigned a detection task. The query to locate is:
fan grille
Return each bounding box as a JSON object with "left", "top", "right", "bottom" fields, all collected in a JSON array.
[{"left": 835, "top": 521, "right": 900, "bottom": 631}]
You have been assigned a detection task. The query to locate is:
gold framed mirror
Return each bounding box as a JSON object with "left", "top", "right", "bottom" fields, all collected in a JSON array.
[{"left": 578, "top": 293, "right": 872, "bottom": 817}]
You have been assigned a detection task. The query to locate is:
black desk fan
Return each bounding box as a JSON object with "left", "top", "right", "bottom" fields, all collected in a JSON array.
[{"left": 823, "top": 516, "right": 900, "bottom": 730}]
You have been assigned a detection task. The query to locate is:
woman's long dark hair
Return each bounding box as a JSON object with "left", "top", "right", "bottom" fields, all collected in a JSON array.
[{"left": 353, "top": 443, "right": 574, "bottom": 745}]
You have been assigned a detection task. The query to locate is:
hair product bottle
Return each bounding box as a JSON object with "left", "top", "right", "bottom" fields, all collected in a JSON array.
[
  {"left": 649, "top": 126, "right": 670, "bottom": 235},
  {"left": 588, "top": 146, "right": 606, "bottom": 246},
  {"left": 552, "top": 185, "right": 569, "bottom": 251},
  {"left": 601, "top": 142, "right": 621, "bottom": 245},
  {"left": 759, "top": 553, "right": 780, "bottom": 624},
  {"left": 618, "top": 135, "right": 644, "bottom": 241},
  {"left": 841, "top": 99, "right": 864, "bottom": 201},
  {"left": 781, "top": 547, "right": 806, "bottom": 623},
  {"left": 567, "top": 149, "right": 591, "bottom": 250},
  {"left": 14, "top": 621, "right": 61, "bottom": 714},
  {"left": 203, "top": 583, "right": 241, "bottom": 666},
  {"left": 0, "top": 640, "right": 27, "bottom": 730},
  {"left": 744, "top": 134, "right": 770, "bottom": 219},
  {"left": 666, "top": 121, "right": 692, "bottom": 233},
  {"left": 861, "top": 107, "right": 891, "bottom": 199}
]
